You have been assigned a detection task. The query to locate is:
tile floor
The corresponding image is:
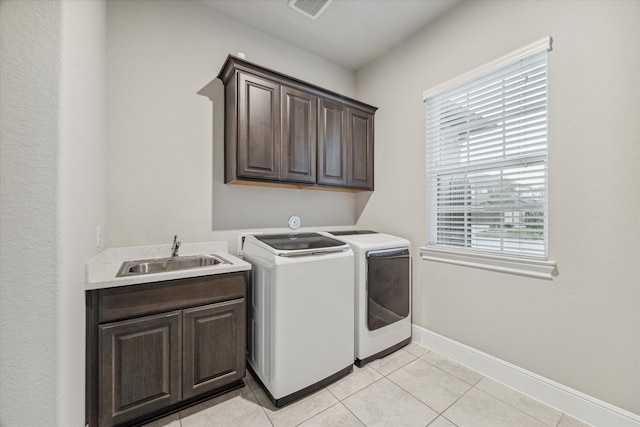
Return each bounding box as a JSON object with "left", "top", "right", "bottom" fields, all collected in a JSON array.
[{"left": 144, "top": 342, "right": 592, "bottom": 427}]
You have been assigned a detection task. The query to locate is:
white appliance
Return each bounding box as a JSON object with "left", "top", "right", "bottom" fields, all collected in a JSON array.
[
  {"left": 326, "top": 230, "right": 411, "bottom": 366},
  {"left": 242, "top": 232, "right": 355, "bottom": 407}
]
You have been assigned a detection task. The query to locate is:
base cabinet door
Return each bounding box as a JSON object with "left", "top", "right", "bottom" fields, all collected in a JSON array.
[
  {"left": 98, "top": 311, "right": 182, "bottom": 427},
  {"left": 182, "top": 299, "right": 246, "bottom": 400}
]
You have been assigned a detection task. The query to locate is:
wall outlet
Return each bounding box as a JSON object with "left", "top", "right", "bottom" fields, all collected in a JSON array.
[{"left": 96, "top": 226, "right": 101, "bottom": 248}]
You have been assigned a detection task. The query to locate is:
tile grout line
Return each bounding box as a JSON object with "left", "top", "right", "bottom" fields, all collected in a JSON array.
[
  {"left": 327, "top": 355, "right": 435, "bottom": 427},
  {"left": 248, "top": 387, "right": 276, "bottom": 427},
  {"left": 340, "top": 398, "right": 370, "bottom": 427},
  {"left": 416, "top": 344, "right": 481, "bottom": 423},
  {"left": 382, "top": 350, "right": 482, "bottom": 418},
  {"left": 378, "top": 351, "right": 445, "bottom": 425},
  {"left": 473, "top": 377, "right": 566, "bottom": 426},
  {"left": 437, "top": 380, "right": 477, "bottom": 418},
  {"left": 292, "top": 400, "right": 361, "bottom": 427},
  {"left": 287, "top": 390, "right": 337, "bottom": 427},
  {"left": 417, "top": 346, "right": 561, "bottom": 427},
  {"left": 159, "top": 343, "right": 581, "bottom": 427},
  {"left": 425, "top": 413, "right": 460, "bottom": 427},
  {"left": 338, "top": 374, "right": 433, "bottom": 427},
  {"left": 417, "top": 351, "right": 484, "bottom": 387},
  {"left": 329, "top": 373, "right": 387, "bottom": 403},
  {"left": 384, "top": 369, "right": 450, "bottom": 416},
  {"left": 469, "top": 385, "right": 557, "bottom": 427},
  {"left": 417, "top": 345, "right": 583, "bottom": 426},
  {"left": 554, "top": 414, "right": 563, "bottom": 427},
  {"left": 371, "top": 349, "right": 419, "bottom": 377},
  {"left": 355, "top": 346, "right": 476, "bottom": 425}
]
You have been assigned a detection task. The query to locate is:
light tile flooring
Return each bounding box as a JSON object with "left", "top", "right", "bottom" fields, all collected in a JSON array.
[{"left": 144, "top": 343, "right": 592, "bottom": 427}]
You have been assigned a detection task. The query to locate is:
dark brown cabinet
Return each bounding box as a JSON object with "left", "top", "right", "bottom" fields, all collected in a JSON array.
[
  {"left": 219, "top": 55, "right": 376, "bottom": 191},
  {"left": 281, "top": 86, "right": 317, "bottom": 184},
  {"left": 86, "top": 273, "right": 246, "bottom": 427},
  {"left": 236, "top": 72, "right": 280, "bottom": 181},
  {"left": 182, "top": 299, "right": 244, "bottom": 400},
  {"left": 317, "top": 98, "right": 347, "bottom": 187},
  {"left": 98, "top": 312, "right": 182, "bottom": 427},
  {"left": 347, "top": 107, "right": 375, "bottom": 190}
]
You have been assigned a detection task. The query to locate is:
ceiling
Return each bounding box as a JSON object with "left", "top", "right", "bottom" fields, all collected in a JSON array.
[{"left": 200, "top": 0, "right": 462, "bottom": 71}]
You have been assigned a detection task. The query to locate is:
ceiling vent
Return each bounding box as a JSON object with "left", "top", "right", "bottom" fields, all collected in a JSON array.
[{"left": 288, "top": 0, "right": 332, "bottom": 20}]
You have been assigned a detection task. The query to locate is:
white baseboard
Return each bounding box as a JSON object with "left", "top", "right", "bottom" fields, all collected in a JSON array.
[{"left": 412, "top": 324, "right": 640, "bottom": 427}]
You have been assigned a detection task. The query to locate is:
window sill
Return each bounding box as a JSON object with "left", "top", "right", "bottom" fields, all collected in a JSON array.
[{"left": 420, "top": 247, "right": 558, "bottom": 280}]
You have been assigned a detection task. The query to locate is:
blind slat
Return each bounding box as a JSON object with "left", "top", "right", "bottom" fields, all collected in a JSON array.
[{"left": 425, "top": 47, "right": 548, "bottom": 259}]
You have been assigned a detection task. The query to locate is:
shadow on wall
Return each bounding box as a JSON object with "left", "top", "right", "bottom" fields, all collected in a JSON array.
[{"left": 198, "top": 77, "right": 371, "bottom": 231}]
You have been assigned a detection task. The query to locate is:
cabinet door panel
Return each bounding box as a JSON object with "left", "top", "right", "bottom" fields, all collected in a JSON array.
[
  {"left": 281, "top": 87, "right": 316, "bottom": 183},
  {"left": 347, "top": 109, "right": 374, "bottom": 190},
  {"left": 99, "top": 311, "right": 181, "bottom": 427},
  {"left": 183, "top": 299, "right": 245, "bottom": 399},
  {"left": 238, "top": 73, "right": 280, "bottom": 180},
  {"left": 317, "top": 98, "right": 347, "bottom": 186}
]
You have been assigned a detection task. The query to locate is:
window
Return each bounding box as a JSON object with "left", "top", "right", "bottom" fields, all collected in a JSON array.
[{"left": 422, "top": 37, "right": 557, "bottom": 279}]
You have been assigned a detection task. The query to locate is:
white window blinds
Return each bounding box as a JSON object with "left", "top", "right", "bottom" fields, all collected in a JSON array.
[{"left": 425, "top": 40, "right": 550, "bottom": 259}]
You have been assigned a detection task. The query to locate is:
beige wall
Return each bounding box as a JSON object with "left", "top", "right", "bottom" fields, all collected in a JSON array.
[
  {"left": 1, "top": 2, "right": 61, "bottom": 424},
  {"left": 0, "top": 1, "right": 107, "bottom": 426},
  {"left": 58, "top": 0, "right": 107, "bottom": 424},
  {"left": 106, "top": 0, "right": 360, "bottom": 248},
  {"left": 2, "top": 1, "right": 637, "bottom": 425},
  {"left": 356, "top": 0, "right": 640, "bottom": 415}
]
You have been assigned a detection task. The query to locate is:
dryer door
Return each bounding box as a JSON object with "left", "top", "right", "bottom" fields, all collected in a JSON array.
[{"left": 366, "top": 248, "right": 410, "bottom": 331}]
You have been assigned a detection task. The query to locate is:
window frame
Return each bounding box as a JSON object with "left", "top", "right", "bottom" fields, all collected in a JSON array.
[{"left": 421, "top": 37, "right": 557, "bottom": 279}]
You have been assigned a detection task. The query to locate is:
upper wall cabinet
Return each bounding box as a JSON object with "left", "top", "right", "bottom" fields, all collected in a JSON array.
[{"left": 218, "top": 55, "right": 376, "bottom": 191}]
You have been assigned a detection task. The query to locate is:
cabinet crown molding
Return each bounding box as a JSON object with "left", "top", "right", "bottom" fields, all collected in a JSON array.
[{"left": 217, "top": 55, "right": 377, "bottom": 113}]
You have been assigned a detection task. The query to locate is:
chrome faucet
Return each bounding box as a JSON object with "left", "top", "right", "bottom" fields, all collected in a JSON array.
[{"left": 171, "top": 235, "right": 181, "bottom": 258}]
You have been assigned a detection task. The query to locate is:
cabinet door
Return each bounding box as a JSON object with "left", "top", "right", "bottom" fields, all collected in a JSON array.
[
  {"left": 281, "top": 86, "right": 317, "bottom": 183},
  {"left": 347, "top": 108, "right": 374, "bottom": 190},
  {"left": 182, "top": 299, "right": 246, "bottom": 400},
  {"left": 317, "top": 98, "right": 347, "bottom": 186},
  {"left": 237, "top": 72, "right": 280, "bottom": 180},
  {"left": 99, "top": 311, "right": 181, "bottom": 427}
]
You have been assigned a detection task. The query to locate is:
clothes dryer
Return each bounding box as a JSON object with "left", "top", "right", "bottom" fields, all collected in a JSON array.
[{"left": 326, "top": 231, "right": 411, "bottom": 366}]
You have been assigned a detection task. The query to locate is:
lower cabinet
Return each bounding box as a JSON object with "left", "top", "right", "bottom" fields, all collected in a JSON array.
[
  {"left": 99, "top": 311, "right": 182, "bottom": 427},
  {"left": 182, "top": 300, "right": 245, "bottom": 400},
  {"left": 86, "top": 273, "right": 247, "bottom": 427}
]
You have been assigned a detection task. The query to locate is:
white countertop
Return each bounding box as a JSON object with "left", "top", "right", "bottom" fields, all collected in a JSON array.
[{"left": 85, "top": 241, "right": 251, "bottom": 290}]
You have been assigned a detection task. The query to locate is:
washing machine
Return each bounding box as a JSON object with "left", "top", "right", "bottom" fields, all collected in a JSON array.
[
  {"left": 242, "top": 232, "right": 354, "bottom": 407},
  {"left": 326, "top": 230, "right": 411, "bottom": 366}
]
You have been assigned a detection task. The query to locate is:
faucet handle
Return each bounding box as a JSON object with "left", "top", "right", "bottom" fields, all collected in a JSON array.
[{"left": 171, "top": 235, "right": 181, "bottom": 257}]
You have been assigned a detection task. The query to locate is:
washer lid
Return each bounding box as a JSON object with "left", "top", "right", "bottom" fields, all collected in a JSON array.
[
  {"left": 325, "top": 231, "right": 410, "bottom": 252},
  {"left": 255, "top": 232, "right": 349, "bottom": 257}
]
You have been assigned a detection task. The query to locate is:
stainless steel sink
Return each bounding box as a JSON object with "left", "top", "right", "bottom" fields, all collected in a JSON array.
[{"left": 116, "top": 254, "right": 230, "bottom": 277}]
